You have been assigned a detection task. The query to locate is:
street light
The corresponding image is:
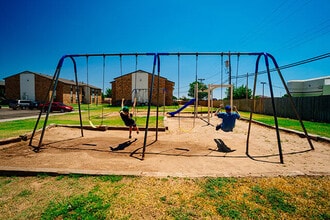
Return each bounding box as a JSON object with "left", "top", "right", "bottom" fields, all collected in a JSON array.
[{"left": 198, "top": 78, "right": 205, "bottom": 83}]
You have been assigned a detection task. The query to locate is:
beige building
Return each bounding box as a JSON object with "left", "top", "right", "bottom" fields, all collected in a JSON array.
[
  {"left": 4, "top": 71, "right": 101, "bottom": 104},
  {"left": 287, "top": 76, "right": 330, "bottom": 97},
  {"left": 111, "top": 70, "right": 174, "bottom": 106}
]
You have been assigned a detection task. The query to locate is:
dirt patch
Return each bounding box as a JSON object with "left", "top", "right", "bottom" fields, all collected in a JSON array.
[{"left": 0, "top": 115, "right": 329, "bottom": 177}]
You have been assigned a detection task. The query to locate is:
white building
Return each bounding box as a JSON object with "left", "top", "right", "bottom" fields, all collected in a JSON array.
[{"left": 287, "top": 76, "right": 330, "bottom": 97}]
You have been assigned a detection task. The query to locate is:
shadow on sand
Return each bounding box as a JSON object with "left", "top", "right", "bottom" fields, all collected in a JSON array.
[
  {"left": 110, "top": 138, "right": 138, "bottom": 151},
  {"left": 214, "top": 138, "right": 236, "bottom": 153}
]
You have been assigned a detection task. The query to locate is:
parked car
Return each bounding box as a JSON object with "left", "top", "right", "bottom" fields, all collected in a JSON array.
[
  {"left": 1, "top": 98, "right": 16, "bottom": 105},
  {"left": 28, "top": 101, "right": 40, "bottom": 109},
  {"left": 9, "top": 100, "right": 39, "bottom": 110},
  {"left": 39, "top": 102, "right": 74, "bottom": 113},
  {"left": 8, "top": 100, "right": 18, "bottom": 109}
]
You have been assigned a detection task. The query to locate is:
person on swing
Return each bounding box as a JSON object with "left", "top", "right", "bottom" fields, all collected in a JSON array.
[
  {"left": 215, "top": 105, "right": 240, "bottom": 132},
  {"left": 120, "top": 98, "right": 139, "bottom": 139}
]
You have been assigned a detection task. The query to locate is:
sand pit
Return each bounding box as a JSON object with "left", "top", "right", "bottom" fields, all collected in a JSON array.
[{"left": 0, "top": 115, "right": 329, "bottom": 177}]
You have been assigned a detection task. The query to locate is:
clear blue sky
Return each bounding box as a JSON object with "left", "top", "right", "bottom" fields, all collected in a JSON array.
[{"left": 1, "top": 0, "right": 329, "bottom": 98}]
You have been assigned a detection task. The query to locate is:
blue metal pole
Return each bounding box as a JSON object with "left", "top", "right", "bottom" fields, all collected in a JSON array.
[
  {"left": 266, "top": 53, "right": 314, "bottom": 151},
  {"left": 37, "top": 55, "right": 67, "bottom": 149},
  {"left": 246, "top": 53, "right": 263, "bottom": 158},
  {"left": 264, "top": 53, "right": 284, "bottom": 164},
  {"left": 70, "top": 56, "right": 84, "bottom": 138},
  {"left": 142, "top": 53, "right": 157, "bottom": 159}
]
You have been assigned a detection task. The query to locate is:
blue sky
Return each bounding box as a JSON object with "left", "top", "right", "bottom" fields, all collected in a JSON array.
[{"left": 0, "top": 0, "right": 329, "bottom": 98}]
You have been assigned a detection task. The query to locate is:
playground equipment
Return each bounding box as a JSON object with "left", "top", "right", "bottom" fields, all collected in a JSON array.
[
  {"left": 29, "top": 52, "right": 314, "bottom": 163},
  {"left": 167, "top": 98, "right": 196, "bottom": 117}
]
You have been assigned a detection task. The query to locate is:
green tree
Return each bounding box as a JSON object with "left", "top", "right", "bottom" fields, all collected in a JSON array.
[
  {"left": 180, "top": 96, "right": 189, "bottom": 101},
  {"left": 188, "top": 81, "right": 208, "bottom": 100},
  {"left": 104, "top": 88, "right": 112, "bottom": 98},
  {"left": 225, "top": 85, "right": 252, "bottom": 99}
]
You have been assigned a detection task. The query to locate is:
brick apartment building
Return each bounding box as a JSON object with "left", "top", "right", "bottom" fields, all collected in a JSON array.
[
  {"left": 4, "top": 71, "right": 101, "bottom": 104},
  {"left": 111, "top": 70, "right": 175, "bottom": 106},
  {"left": 0, "top": 80, "right": 4, "bottom": 98}
]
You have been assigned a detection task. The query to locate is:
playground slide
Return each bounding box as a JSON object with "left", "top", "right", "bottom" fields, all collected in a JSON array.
[{"left": 167, "top": 98, "right": 196, "bottom": 117}]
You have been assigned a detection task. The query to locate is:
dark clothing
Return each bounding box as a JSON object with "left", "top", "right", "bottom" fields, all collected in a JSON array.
[{"left": 120, "top": 111, "right": 136, "bottom": 127}]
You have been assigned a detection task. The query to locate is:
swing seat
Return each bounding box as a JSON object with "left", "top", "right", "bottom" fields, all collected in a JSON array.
[
  {"left": 86, "top": 121, "right": 108, "bottom": 131},
  {"left": 89, "top": 120, "right": 97, "bottom": 128}
]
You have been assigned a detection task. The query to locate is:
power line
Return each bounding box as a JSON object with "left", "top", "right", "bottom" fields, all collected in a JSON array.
[
  {"left": 240, "top": 0, "right": 317, "bottom": 50},
  {"left": 275, "top": 18, "right": 330, "bottom": 52},
  {"left": 177, "top": 52, "right": 330, "bottom": 97},
  {"left": 235, "top": 52, "right": 330, "bottom": 79},
  {"left": 239, "top": 0, "right": 290, "bottom": 48}
]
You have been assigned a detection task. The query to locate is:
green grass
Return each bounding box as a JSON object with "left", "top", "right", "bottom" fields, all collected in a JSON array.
[
  {"left": 41, "top": 190, "right": 111, "bottom": 220},
  {"left": 0, "top": 119, "right": 44, "bottom": 139},
  {"left": 239, "top": 111, "right": 330, "bottom": 138},
  {"left": 0, "top": 104, "right": 164, "bottom": 139},
  {"left": 0, "top": 175, "right": 329, "bottom": 219}
]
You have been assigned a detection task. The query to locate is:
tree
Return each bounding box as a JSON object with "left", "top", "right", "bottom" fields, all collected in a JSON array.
[
  {"left": 104, "top": 88, "right": 112, "bottom": 98},
  {"left": 188, "top": 81, "right": 208, "bottom": 100},
  {"left": 225, "top": 85, "right": 252, "bottom": 99}
]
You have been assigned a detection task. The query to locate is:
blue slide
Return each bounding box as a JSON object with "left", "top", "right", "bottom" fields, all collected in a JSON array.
[{"left": 168, "top": 98, "right": 196, "bottom": 117}]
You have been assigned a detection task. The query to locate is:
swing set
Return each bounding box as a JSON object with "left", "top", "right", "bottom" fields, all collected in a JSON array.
[
  {"left": 29, "top": 52, "right": 314, "bottom": 163},
  {"left": 169, "top": 52, "right": 234, "bottom": 129}
]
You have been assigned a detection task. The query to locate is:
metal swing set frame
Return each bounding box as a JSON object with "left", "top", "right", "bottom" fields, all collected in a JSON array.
[{"left": 29, "top": 52, "right": 314, "bottom": 163}]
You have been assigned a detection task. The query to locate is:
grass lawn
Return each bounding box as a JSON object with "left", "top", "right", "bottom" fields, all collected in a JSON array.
[
  {"left": 0, "top": 175, "right": 329, "bottom": 219},
  {"left": 239, "top": 111, "right": 330, "bottom": 138},
  {"left": 0, "top": 104, "right": 164, "bottom": 139}
]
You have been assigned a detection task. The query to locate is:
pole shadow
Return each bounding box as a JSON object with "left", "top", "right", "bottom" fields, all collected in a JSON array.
[
  {"left": 199, "top": 117, "right": 215, "bottom": 127},
  {"left": 246, "top": 149, "right": 314, "bottom": 164},
  {"left": 129, "top": 139, "right": 158, "bottom": 160},
  {"left": 30, "top": 137, "right": 83, "bottom": 152}
]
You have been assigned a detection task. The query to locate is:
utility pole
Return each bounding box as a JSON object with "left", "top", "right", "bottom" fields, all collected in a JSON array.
[
  {"left": 246, "top": 72, "right": 248, "bottom": 100},
  {"left": 228, "top": 54, "right": 232, "bottom": 90},
  {"left": 225, "top": 53, "right": 232, "bottom": 100},
  {"left": 195, "top": 54, "right": 198, "bottom": 82},
  {"left": 261, "top": 82, "right": 266, "bottom": 98}
]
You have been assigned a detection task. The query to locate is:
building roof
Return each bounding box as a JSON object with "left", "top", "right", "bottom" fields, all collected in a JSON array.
[
  {"left": 5, "top": 70, "right": 101, "bottom": 90},
  {"left": 288, "top": 75, "right": 330, "bottom": 83},
  {"left": 112, "top": 69, "right": 174, "bottom": 83}
]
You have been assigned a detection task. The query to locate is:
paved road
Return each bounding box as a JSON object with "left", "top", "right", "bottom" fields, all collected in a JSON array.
[
  {"left": 0, "top": 107, "right": 41, "bottom": 121},
  {"left": 0, "top": 107, "right": 77, "bottom": 122}
]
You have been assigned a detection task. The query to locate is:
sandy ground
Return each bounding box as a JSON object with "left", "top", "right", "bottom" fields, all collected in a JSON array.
[{"left": 0, "top": 114, "right": 329, "bottom": 177}]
